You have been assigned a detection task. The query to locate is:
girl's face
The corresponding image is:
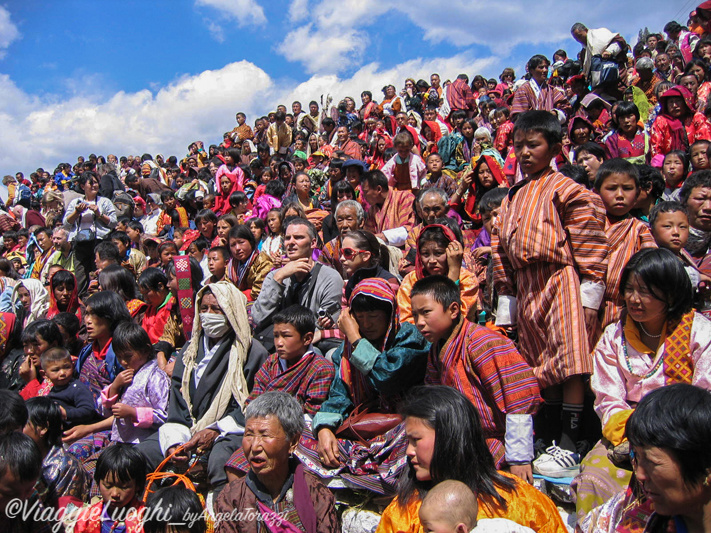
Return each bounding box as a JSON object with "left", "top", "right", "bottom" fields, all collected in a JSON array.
[
  {"left": 362, "top": 93, "right": 371, "bottom": 104},
  {"left": 405, "top": 416, "right": 435, "bottom": 481},
  {"left": 175, "top": 176, "right": 185, "bottom": 188},
  {"left": 23, "top": 334, "right": 53, "bottom": 366},
  {"left": 623, "top": 274, "right": 668, "bottom": 326},
  {"left": 477, "top": 162, "right": 496, "bottom": 189},
  {"left": 618, "top": 113, "right": 638, "bottom": 135},
  {"left": 99, "top": 473, "right": 137, "bottom": 510},
  {"left": 198, "top": 219, "right": 215, "bottom": 239},
  {"left": 116, "top": 349, "right": 149, "bottom": 372},
  {"left": 17, "top": 286, "right": 31, "bottom": 310},
  {"left": 85, "top": 312, "right": 111, "bottom": 342},
  {"left": 217, "top": 220, "right": 232, "bottom": 239},
  {"left": 267, "top": 213, "right": 282, "bottom": 234},
  {"left": 377, "top": 138, "right": 387, "bottom": 152},
  {"left": 53, "top": 282, "right": 73, "bottom": 310},
  {"left": 220, "top": 176, "right": 232, "bottom": 192},
  {"left": 230, "top": 237, "right": 253, "bottom": 262},
  {"left": 461, "top": 122, "right": 474, "bottom": 138},
  {"left": 140, "top": 283, "right": 168, "bottom": 308},
  {"left": 419, "top": 241, "right": 448, "bottom": 276},
  {"left": 408, "top": 116, "right": 418, "bottom": 127},
  {"left": 224, "top": 154, "right": 234, "bottom": 166},
  {"left": 250, "top": 223, "right": 264, "bottom": 242},
  {"left": 160, "top": 246, "right": 177, "bottom": 265},
  {"left": 340, "top": 236, "right": 370, "bottom": 277},
  {"left": 572, "top": 124, "right": 592, "bottom": 145},
  {"left": 173, "top": 233, "right": 184, "bottom": 251},
  {"left": 662, "top": 155, "right": 684, "bottom": 186}
]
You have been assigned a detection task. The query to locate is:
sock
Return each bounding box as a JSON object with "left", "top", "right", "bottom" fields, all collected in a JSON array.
[
  {"left": 559, "top": 403, "right": 584, "bottom": 453},
  {"left": 534, "top": 399, "right": 562, "bottom": 446}
]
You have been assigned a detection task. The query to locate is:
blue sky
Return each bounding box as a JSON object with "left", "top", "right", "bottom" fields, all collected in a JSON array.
[{"left": 0, "top": 0, "right": 687, "bottom": 174}]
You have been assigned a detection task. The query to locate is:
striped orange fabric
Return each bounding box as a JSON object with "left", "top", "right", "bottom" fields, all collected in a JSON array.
[
  {"left": 492, "top": 171, "right": 609, "bottom": 388},
  {"left": 600, "top": 217, "right": 657, "bottom": 331}
]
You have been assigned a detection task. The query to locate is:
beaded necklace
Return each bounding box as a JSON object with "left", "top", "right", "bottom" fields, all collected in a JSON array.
[{"left": 621, "top": 326, "right": 664, "bottom": 379}]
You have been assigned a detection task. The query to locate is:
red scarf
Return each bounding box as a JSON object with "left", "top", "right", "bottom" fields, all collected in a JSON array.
[
  {"left": 415, "top": 224, "right": 459, "bottom": 279},
  {"left": 46, "top": 270, "right": 81, "bottom": 320},
  {"left": 659, "top": 86, "right": 694, "bottom": 152}
]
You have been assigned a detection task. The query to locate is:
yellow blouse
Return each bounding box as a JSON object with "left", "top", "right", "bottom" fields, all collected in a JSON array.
[{"left": 376, "top": 473, "right": 567, "bottom": 533}]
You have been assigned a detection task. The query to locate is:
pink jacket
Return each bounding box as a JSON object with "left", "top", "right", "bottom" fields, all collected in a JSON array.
[{"left": 382, "top": 153, "right": 427, "bottom": 190}]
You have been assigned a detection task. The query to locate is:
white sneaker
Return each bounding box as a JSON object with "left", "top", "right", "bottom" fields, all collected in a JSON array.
[{"left": 532, "top": 443, "right": 580, "bottom": 478}]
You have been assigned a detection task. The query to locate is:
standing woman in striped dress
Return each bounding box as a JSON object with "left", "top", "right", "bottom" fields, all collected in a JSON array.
[{"left": 492, "top": 111, "right": 610, "bottom": 478}]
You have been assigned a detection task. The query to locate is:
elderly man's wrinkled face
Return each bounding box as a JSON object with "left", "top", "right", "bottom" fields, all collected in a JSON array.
[
  {"left": 420, "top": 192, "right": 447, "bottom": 225},
  {"left": 655, "top": 54, "right": 670, "bottom": 72}
]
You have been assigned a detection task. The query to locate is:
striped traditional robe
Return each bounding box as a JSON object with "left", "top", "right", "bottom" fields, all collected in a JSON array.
[
  {"left": 492, "top": 170, "right": 609, "bottom": 388},
  {"left": 364, "top": 189, "right": 415, "bottom": 242},
  {"left": 600, "top": 216, "right": 657, "bottom": 331},
  {"left": 425, "top": 318, "right": 542, "bottom": 467},
  {"left": 510, "top": 80, "right": 570, "bottom": 118}
]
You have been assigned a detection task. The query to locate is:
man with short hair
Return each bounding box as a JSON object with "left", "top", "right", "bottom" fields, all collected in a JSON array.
[
  {"left": 654, "top": 53, "right": 672, "bottom": 81},
  {"left": 49, "top": 226, "right": 87, "bottom": 293},
  {"left": 361, "top": 170, "right": 415, "bottom": 248},
  {"left": 230, "top": 112, "right": 254, "bottom": 142},
  {"left": 334, "top": 125, "right": 362, "bottom": 160},
  {"left": 681, "top": 171, "right": 711, "bottom": 273},
  {"left": 430, "top": 73, "right": 442, "bottom": 97},
  {"left": 405, "top": 188, "right": 450, "bottom": 254},
  {"left": 319, "top": 200, "right": 365, "bottom": 279},
  {"left": 252, "top": 218, "right": 343, "bottom": 348},
  {"left": 571, "top": 22, "right": 627, "bottom": 90}
]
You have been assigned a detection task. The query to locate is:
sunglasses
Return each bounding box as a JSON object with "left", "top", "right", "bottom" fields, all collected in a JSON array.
[{"left": 339, "top": 247, "right": 368, "bottom": 260}]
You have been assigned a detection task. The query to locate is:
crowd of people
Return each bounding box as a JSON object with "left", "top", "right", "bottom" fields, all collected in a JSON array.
[{"left": 4, "top": 6, "right": 711, "bottom": 533}]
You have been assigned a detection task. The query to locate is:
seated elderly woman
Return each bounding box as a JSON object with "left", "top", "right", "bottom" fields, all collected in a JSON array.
[
  {"left": 136, "top": 282, "right": 268, "bottom": 490},
  {"left": 297, "top": 278, "right": 430, "bottom": 494},
  {"left": 581, "top": 384, "right": 711, "bottom": 533},
  {"left": 572, "top": 248, "right": 711, "bottom": 521},
  {"left": 215, "top": 392, "right": 338, "bottom": 533}
]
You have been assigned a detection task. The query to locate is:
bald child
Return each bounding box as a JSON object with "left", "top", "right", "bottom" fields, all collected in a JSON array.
[{"left": 418, "top": 480, "right": 535, "bottom": 533}]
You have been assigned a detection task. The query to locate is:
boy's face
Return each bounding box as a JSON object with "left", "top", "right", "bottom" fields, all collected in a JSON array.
[
  {"left": 690, "top": 145, "right": 710, "bottom": 170},
  {"left": 208, "top": 251, "right": 227, "bottom": 276},
  {"left": 427, "top": 155, "right": 443, "bottom": 173},
  {"left": 0, "top": 466, "right": 38, "bottom": 514},
  {"left": 481, "top": 206, "right": 500, "bottom": 236},
  {"left": 652, "top": 211, "right": 689, "bottom": 254},
  {"left": 95, "top": 254, "right": 115, "bottom": 271},
  {"left": 514, "top": 130, "right": 560, "bottom": 176},
  {"left": 411, "top": 293, "right": 459, "bottom": 343},
  {"left": 396, "top": 142, "right": 411, "bottom": 159},
  {"left": 163, "top": 197, "right": 176, "bottom": 210},
  {"left": 126, "top": 228, "right": 141, "bottom": 242},
  {"left": 99, "top": 473, "right": 137, "bottom": 510},
  {"left": 273, "top": 323, "right": 312, "bottom": 362},
  {"left": 596, "top": 172, "right": 639, "bottom": 218},
  {"left": 112, "top": 239, "right": 128, "bottom": 256},
  {"left": 116, "top": 222, "right": 127, "bottom": 232},
  {"left": 43, "top": 358, "right": 73, "bottom": 388}
]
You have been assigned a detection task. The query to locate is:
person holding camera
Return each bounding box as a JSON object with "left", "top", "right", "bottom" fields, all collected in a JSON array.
[{"left": 63, "top": 171, "right": 118, "bottom": 274}]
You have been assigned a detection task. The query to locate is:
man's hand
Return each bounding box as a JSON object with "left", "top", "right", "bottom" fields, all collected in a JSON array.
[
  {"left": 273, "top": 258, "right": 311, "bottom": 284},
  {"left": 184, "top": 428, "right": 220, "bottom": 455},
  {"left": 317, "top": 428, "right": 341, "bottom": 468}
]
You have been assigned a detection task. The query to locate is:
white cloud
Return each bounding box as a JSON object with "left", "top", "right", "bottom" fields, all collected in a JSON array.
[
  {"left": 0, "top": 53, "right": 498, "bottom": 174},
  {"left": 288, "top": 0, "right": 309, "bottom": 23},
  {"left": 277, "top": 24, "right": 369, "bottom": 75},
  {"left": 195, "top": 0, "right": 267, "bottom": 27},
  {"left": 278, "top": 0, "right": 672, "bottom": 71},
  {"left": 0, "top": 6, "right": 21, "bottom": 58}
]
